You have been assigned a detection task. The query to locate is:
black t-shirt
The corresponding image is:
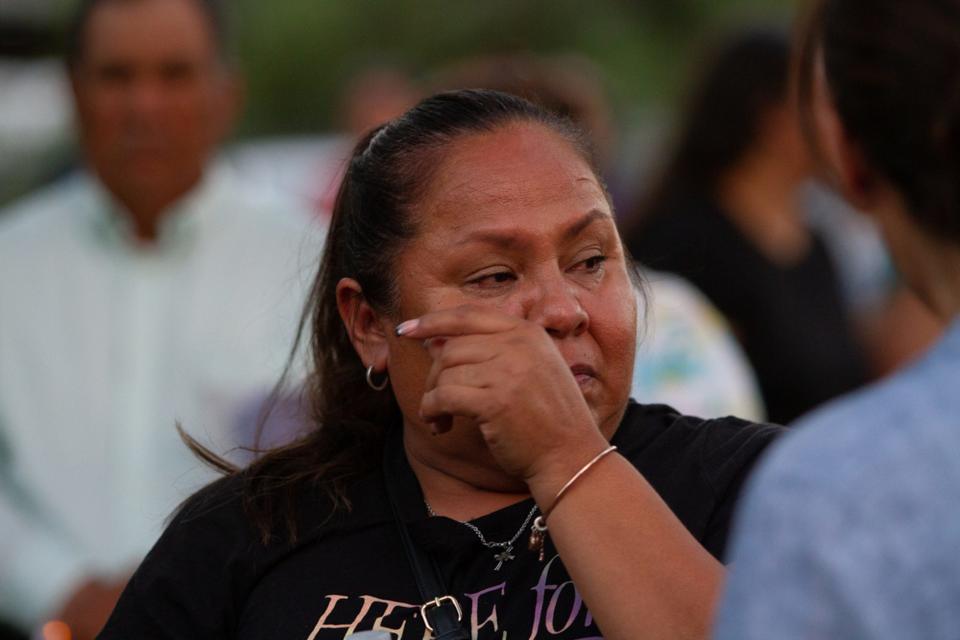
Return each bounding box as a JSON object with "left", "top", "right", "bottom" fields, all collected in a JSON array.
[
  {"left": 99, "top": 402, "right": 780, "bottom": 639},
  {"left": 628, "top": 195, "right": 869, "bottom": 424}
]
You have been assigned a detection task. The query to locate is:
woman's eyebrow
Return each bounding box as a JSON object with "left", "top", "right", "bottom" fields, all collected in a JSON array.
[
  {"left": 453, "top": 209, "right": 611, "bottom": 250},
  {"left": 454, "top": 231, "right": 529, "bottom": 251},
  {"left": 561, "top": 209, "right": 612, "bottom": 242}
]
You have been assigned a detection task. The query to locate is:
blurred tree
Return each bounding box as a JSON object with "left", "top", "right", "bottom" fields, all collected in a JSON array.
[{"left": 231, "top": 0, "right": 793, "bottom": 136}]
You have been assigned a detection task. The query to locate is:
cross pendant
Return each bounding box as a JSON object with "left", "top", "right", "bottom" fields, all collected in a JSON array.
[{"left": 493, "top": 546, "right": 515, "bottom": 571}]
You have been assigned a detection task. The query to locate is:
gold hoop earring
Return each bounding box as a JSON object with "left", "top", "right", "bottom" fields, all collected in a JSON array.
[{"left": 365, "top": 365, "right": 389, "bottom": 391}]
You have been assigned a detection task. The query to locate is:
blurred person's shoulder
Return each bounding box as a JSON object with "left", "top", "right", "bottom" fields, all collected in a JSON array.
[
  {"left": 734, "top": 319, "right": 960, "bottom": 578},
  {"left": 201, "top": 160, "right": 326, "bottom": 272},
  {"left": 758, "top": 319, "right": 960, "bottom": 502},
  {"left": 720, "top": 324, "right": 960, "bottom": 634},
  {"left": 635, "top": 270, "right": 766, "bottom": 421},
  {"left": 205, "top": 160, "right": 321, "bottom": 237},
  {"left": 0, "top": 173, "right": 97, "bottom": 255}
]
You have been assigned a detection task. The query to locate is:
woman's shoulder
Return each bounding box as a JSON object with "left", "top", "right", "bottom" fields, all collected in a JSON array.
[
  {"left": 99, "top": 473, "right": 268, "bottom": 638},
  {"left": 169, "top": 463, "right": 389, "bottom": 554},
  {"left": 618, "top": 401, "right": 782, "bottom": 460},
  {"left": 616, "top": 401, "right": 784, "bottom": 559},
  {"left": 140, "top": 472, "right": 278, "bottom": 589},
  {"left": 174, "top": 471, "right": 249, "bottom": 525},
  {"left": 616, "top": 402, "right": 783, "bottom": 503},
  {"left": 102, "top": 465, "right": 390, "bottom": 637}
]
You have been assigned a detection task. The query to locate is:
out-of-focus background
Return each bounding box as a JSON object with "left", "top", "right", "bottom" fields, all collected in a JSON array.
[
  {"left": 1, "top": 0, "right": 795, "bottom": 209},
  {"left": 0, "top": 1, "right": 946, "bottom": 638}
]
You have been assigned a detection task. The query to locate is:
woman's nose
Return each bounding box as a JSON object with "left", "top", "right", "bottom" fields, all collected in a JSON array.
[{"left": 525, "top": 276, "right": 589, "bottom": 338}]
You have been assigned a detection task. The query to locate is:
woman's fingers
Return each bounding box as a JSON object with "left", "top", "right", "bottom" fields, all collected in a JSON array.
[
  {"left": 430, "top": 362, "right": 500, "bottom": 396},
  {"left": 396, "top": 304, "right": 523, "bottom": 340},
  {"left": 420, "top": 384, "right": 492, "bottom": 427},
  {"left": 423, "top": 335, "right": 500, "bottom": 390}
]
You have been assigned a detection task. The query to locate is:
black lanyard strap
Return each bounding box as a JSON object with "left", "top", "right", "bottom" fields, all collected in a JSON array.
[{"left": 382, "top": 429, "right": 470, "bottom": 640}]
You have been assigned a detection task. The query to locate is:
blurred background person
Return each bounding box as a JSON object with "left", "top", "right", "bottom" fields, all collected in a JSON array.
[
  {"left": 314, "top": 65, "right": 422, "bottom": 216},
  {"left": 803, "top": 169, "right": 944, "bottom": 375},
  {"left": 716, "top": 0, "right": 960, "bottom": 636},
  {"left": 226, "top": 64, "right": 422, "bottom": 225},
  {"left": 434, "top": 52, "right": 766, "bottom": 421},
  {"left": 0, "top": 0, "right": 316, "bottom": 637},
  {"left": 624, "top": 30, "right": 869, "bottom": 424}
]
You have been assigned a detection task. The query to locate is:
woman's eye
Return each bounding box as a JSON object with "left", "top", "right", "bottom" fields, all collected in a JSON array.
[
  {"left": 467, "top": 270, "right": 517, "bottom": 289},
  {"left": 573, "top": 255, "right": 608, "bottom": 273}
]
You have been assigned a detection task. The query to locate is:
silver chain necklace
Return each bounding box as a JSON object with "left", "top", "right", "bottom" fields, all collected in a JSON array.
[{"left": 425, "top": 501, "right": 539, "bottom": 571}]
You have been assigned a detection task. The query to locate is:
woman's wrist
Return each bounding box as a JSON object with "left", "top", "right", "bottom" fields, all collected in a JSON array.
[{"left": 525, "top": 432, "right": 612, "bottom": 511}]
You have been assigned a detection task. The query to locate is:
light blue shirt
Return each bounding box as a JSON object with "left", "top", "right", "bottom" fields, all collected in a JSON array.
[
  {"left": 714, "top": 317, "right": 960, "bottom": 640},
  {"left": 0, "top": 165, "right": 320, "bottom": 627}
]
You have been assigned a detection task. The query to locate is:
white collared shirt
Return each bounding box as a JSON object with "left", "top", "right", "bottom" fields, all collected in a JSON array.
[{"left": 0, "top": 164, "right": 321, "bottom": 626}]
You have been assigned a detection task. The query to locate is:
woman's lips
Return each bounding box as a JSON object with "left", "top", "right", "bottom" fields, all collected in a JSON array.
[{"left": 570, "top": 364, "right": 598, "bottom": 386}]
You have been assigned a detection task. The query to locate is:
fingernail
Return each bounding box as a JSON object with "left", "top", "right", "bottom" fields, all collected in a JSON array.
[{"left": 395, "top": 319, "right": 419, "bottom": 336}]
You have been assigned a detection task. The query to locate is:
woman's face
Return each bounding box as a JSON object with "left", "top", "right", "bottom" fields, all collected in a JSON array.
[{"left": 381, "top": 121, "right": 636, "bottom": 472}]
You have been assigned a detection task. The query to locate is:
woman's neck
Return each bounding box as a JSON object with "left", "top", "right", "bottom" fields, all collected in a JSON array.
[
  {"left": 904, "top": 235, "right": 960, "bottom": 322},
  {"left": 872, "top": 189, "right": 960, "bottom": 323},
  {"left": 403, "top": 426, "right": 531, "bottom": 522}
]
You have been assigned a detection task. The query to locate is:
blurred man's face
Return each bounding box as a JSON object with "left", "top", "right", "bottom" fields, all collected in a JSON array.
[{"left": 71, "top": 0, "right": 237, "bottom": 214}]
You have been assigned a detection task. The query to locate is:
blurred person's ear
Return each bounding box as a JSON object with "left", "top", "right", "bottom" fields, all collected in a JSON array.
[
  {"left": 810, "top": 57, "right": 886, "bottom": 213},
  {"left": 336, "top": 278, "right": 390, "bottom": 373},
  {"left": 827, "top": 116, "right": 889, "bottom": 214}
]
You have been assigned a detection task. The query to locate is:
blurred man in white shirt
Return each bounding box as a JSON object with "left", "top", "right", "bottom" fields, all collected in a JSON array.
[{"left": 0, "top": 1, "right": 317, "bottom": 636}]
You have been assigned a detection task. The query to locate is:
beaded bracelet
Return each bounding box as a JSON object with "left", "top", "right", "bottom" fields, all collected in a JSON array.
[{"left": 527, "top": 445, "right": 618, "bottom": 561}]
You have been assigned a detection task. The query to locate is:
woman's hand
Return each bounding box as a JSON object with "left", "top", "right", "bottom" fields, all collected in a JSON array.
[
  {"left": 399, "top": 305, "right": 724, "bottom": 640},
  {"left": 396, "top": 304, "right": 610, "bottom": 484}
]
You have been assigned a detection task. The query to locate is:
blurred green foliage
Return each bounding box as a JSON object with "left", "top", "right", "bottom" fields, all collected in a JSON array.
[
  {"left": 0, "top": 0, "right": 795, "bottom": 207},
  {"left": 40, "top": 0, "right": 795, "bottom": 135},
  {"left": 231, "top": 0, "right": 795, "bottom": 135}
]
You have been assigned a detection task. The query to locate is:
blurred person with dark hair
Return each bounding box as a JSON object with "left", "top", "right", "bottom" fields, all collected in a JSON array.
[
  {"left": 0, "top": 0, "right": 315, "bottom": 637},
  {"left": 625, "top": 30, "right": 869, "bottom": 424},
  {"left": 434, "top": 52, "right": 766, "bottom": 421},
  {"left": 715, "top": 1, "right": 960, "bottom": 637}
]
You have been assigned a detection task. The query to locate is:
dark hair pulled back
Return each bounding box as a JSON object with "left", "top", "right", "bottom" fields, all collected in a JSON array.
[
  {"left": 225, "top": 90, "right": 595, "bottom": 544},
  {"left": 798, "top": 0, "right": 960, "bottom": 243}
]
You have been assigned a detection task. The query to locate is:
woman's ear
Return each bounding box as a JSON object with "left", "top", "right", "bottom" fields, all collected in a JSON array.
[
  {"left": 811, "top": 58, "right": 888, "bottom": 213},
  {"left": 829, "top": 125, "right": 886, "bottom": 212},
  {"left": 336, "top": 278, "right": 390, "bottom": 372}
]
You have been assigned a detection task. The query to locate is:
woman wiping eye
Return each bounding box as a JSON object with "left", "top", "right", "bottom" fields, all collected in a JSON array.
[{"left": 100, "top": 89, "right": 781, "bottom": 640}]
